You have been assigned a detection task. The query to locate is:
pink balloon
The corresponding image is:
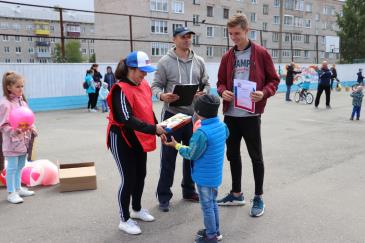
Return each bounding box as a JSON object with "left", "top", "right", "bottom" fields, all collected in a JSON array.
[
  {"left": 8, "top": 106, "right": 35, "bottom": 130},
  {"left": 40, "top": 161, "right": 59, "bottom": 186}
]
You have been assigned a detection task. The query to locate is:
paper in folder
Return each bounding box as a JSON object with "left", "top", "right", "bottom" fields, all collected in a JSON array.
[{"left": 169, "top": 84, "right": 199, "bottom": 107}]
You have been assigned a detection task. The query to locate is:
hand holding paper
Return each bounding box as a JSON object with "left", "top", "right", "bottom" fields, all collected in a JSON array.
[
  {"left": 234, "top": 79, "right": 257, "bottom": 113},
  {"left": 250, "top": 90, "right": 264, "bottom": 102}
]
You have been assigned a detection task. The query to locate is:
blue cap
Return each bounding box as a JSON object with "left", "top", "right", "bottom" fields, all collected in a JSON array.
[
  {"left": 173, "top": 26, "right": 195, "bottom": 37},
  {"left": 126, "top": 51, "right": 157, "bottom": 73}
]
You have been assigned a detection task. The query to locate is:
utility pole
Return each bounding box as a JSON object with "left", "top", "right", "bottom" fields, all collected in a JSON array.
[
  {"left": 58, "top": 7, "right": 65, "bottom": 61},
  {"left": 279, "top": 0, "right": 284, "bottom": 63}
]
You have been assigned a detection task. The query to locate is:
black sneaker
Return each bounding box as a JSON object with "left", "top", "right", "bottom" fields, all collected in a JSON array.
[
  {"left": 159, "top": 201, "right": 169, "bottom": 212},
  {"left": 195, "top": 235, "right": 218, "bottom": 243},
  {"left": 183, "top": 193, "right": 199, "bottom": 202},
  {"left": 217, "top": 192, "right": 245, "bottom": 206},
  {"left": 196, "top": 229, "right": 223, "bottom": 241}
]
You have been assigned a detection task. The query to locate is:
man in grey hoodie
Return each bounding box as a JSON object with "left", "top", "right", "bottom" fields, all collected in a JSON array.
[{"left": 152, "top": 27, "right": 210, "bottom": 212}]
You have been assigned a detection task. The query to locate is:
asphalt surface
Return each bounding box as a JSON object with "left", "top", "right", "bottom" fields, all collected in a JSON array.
[{"left": 1, "top": 90, "right": 364, "bottom": 243}]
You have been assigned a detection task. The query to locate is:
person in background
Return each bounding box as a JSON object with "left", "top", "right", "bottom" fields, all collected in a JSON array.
[
  {"left": 98, "top": 82, "right": 109, "bottom": 113},
  {"left": 350, "top": 85, "right": 363, "bottom": 120},
  {"left": 285, "top": 62, "right": 301, "bottom": 101},
  {"left": 91, "top": 64, "right": 103, "bottom": 109},
  {"left": 330, "top": 64, "right": 339, "bottom": 90},
  {"left": 357, "top": 68, "right": 364, "bottom": 85},
  {"left": 314, "top": 61, "right": 332, "bottom": 109},
  {"left": 104, "top": 66, "right": 116, "bottom": 91},
  {"left": 85, "top": 69, "right": 97, "bottom": 112}
]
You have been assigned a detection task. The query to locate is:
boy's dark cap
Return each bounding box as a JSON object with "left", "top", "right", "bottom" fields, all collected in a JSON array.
[
  {"left": 173, "top": 27, "right": 195, "bottom": 37},
  {"left": 194, "top": 94, "right": 220, "bottom": 118}
]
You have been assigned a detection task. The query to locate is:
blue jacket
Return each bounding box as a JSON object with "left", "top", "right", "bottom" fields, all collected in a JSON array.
[
  {"left": 85, "top": 74, "right": 95, "bottom": 94},
  {"left": 178, "top": 117, "right": 229, "bottom": 187},
  {"left": 318, "top": 68, "right": 332, "bottom": 86},
  {"left": 104, "top": 73, "right": 116, "bottom": 90}
]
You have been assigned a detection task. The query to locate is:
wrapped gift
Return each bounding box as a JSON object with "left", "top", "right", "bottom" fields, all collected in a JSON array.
[{"left": 160, "top": 113, "right": 192, "bottom": 133}]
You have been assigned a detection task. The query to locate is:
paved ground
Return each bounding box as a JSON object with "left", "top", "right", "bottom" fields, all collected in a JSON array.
[{"left": 1, "top": 90, "right": 365, "bottom": 243}]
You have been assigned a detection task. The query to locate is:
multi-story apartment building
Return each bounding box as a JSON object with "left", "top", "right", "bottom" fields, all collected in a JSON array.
[
  {"left": 94, "top": 0, "right": 344, "bottom": 63},
  {"left": 0, "top": 2, "right": 95, "bottom": 63}
]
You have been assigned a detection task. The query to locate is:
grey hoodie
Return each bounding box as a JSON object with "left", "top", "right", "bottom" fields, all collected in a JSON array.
[{"left": 152, "top": 48, "right": 210, "bottom": 116}]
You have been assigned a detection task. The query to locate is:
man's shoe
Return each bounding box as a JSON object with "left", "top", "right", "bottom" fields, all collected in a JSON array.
[
  {"left": 118, "top": 219, "right": 142, "bottom": 235},
  {"left": 17, "top": 187, "right": 34, "bottom": 197},
  {"left": 217, "top": 193, "right": 245, "bottom": 206},
  {"left": 195, "top": 235, "right": 218, "bottom": 243},
  {"left": 286, "top": 99, "right": 292, "bottom": 102},
  {"left": 7, "top": 192, "right": 24, "bottom": 204},
  {"left": 326, "top": 105, "right": 332, "bottom": 109},
  {"left": 196, "top": 229, "right": 222, "bottom": 241},
  {"left": 250, "top": 195, "right": 265, "bottom": 217},
  {"left": 183, "top": 193, "right": 199, "bottom": 202},
  {"left": 130, "top": 208, "right": 155, "bottom": 222},
  {"left": 159, "top": 201, "right": 170, "bottom": 212}
]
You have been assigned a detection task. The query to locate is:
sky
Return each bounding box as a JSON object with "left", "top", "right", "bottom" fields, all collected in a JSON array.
[{"left": 8, "top": 0, "right": 94, "bottom": 11}]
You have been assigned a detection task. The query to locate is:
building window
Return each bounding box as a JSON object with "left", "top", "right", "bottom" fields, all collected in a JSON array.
[
  {"left": 3, "top": 35, "right": 9, "bottom": 41},
  {"left": 274, "top": 0, "right": 280, "bottom": 8},
  {"left": 16, "top": 59, "right": 22, "bottom": 63},
  {"left": 273, "top": 16, "right": 280, "bottom": 25},
  {"left": 250, "top": 13, "right": 256, "bottom": 23},
  {"left": 28, "top": 48, "right": 34, "bottom": 53},
  {"left": 284, "top": 15, "right": 293, "bottom": 26},
  {"left": 223, "top": 8, "right": 229, "bottom": 19},
  {"left": 262, "top": 40, "right": 267, "bottom": 47},
  {"left": 192, "top": 35, "right": 200, "bottom": 45},
  {"left": 304, "top": 50, "right": 309, "bottom": 58},
  {"left": 150, "top": 0, "right": 168, "bottom": 12},
  {"left": 172, "top": 0, "right": 184, "bottom": 13},
  {"left": 26, "top": 24, "right": 34, "bottom": 31},
  {"left": 15, "top": 47, "right": 21, "bottom": 53},
  {"left": 272, "top": 32, "right": 279, "bottom": 42},
  {"left": 151, "top": 20, "right": 168, "bottom": 34},
  {"left": 15, "top": 36, "right": 21, "bottom": 42},
  {"left": 293, "top": 34, "right": 302, "bottom": 42},
  {"left": 152, "top": 42, "right": 169, "bottom": 56},
  {"left": 28, "top": 37, "right": 33, "bottom": 42},
  {"left": 263, "top": 4, "right": 269, "bottom": 15},
  {"left": 322, "top": 36, "right": 326, "bottom": 45},
  {"left": 0, "top": 22, "right": 9, "bottom": 29},
  {"left": 305, "top": 3, "right": 312, "bottom": 12},
  {"left": 207, "top": 26, "right": 214, "bottom": 37},
  {"left": 30, "top": 58, "right": 35, "bottom": 63},
  {"left": 294, "top": 17, "right": 303, "bottom": 27},
  {"left": 50, "top": 38, "right": 56, "bottom": 43},
  {"left": 315, "top": 13, "right": 320, "bottom": 21},
  {"left": 50, "top": 25, "right": 55, "bottom": 31},
  {"left": 207, "top": 6, "right": 214, "bottom": 17},
  {"left": 263, "top": 22, "right": 268, "bottom": 31},
  {"left": 304, "top": 19, "right": 311, "bottom": 28},
  {"left": 172, "top": 23, "right": 183, "bottom": 32},
  {"left": 81, "top": 49, "right": 87, "bottom": 54},
  {"left": 193, "top": 15, "right": 200, "bottom": 25},
  {"left": 90, "top": 49, "right": 95, "bottom": 54},
  {"left": 193, "top": 0, "right": 200, "bottom": 4},
  {"left": 295, "top": 0, "right": 304, "bottom": 11},
  {"left": 304, "top": 35, "right": 310, "bottom": 43},
  {"left": 251, "top": 0, "right": 257, "bottom": 4},
  {"left": 285, "top": 33, "right": 290, "bottom": 42},
  {"left": 272, "top": 49, "right": 279, "bottom": 58},
  {"left": 250, "top": 31, "right": 257, "bottom": 40},
  {"left": 223, "top": 27, "right": 228, "bottom": 38},
  {"left": 13, "top": 23, "right": 21, "bottom": 31},
  {"left": 282, "top": 50, "right": 291, "bottom": 57},
  {"left": 206, "top": 46, "right": 213, "bottom": 57},
  {"left": 293, "top": 49, "right": 301, "bottom": 57},
  {"left": 5, "top": 58, "right": 11, "bottom": 63},
  {"left": 4, "top": 47, "right": 10, "bottom": 53},
  {"left": 285, "top": 0, "right": 295, "bottom": 10}
]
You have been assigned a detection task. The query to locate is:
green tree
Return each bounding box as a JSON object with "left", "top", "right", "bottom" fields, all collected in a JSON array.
[
  {"left": 337, "top": 0, "right": 365, "bottom": 63},
  {"left": 53, "top": 40, "right": 83, "bottom": 63},
  {"left": 89, "top": 53, "right": 96, "bottom": 63}
]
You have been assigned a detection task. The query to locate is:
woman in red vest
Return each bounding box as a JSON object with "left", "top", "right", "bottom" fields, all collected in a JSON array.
[{"left": 107, "top": 51, "right": 166, "bottom": 235}]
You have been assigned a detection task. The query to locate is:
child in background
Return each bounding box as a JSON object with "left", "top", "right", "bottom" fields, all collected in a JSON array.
[
  {"left": 350, "top": 85, "right": 363, "bottom": 120},
  {"left": 0, "top": 71, "right": 37, "bottom": 204},
  {"left": 99, "top": 82, "right": 109, "bottom": 113},
  {"left": 163, "top": 94, "right": 229, "bottom": 243}
]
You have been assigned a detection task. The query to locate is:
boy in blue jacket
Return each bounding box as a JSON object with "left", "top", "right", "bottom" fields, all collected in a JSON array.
[{"left": 163, "top": 94, "right": 229, "bottom": 243}]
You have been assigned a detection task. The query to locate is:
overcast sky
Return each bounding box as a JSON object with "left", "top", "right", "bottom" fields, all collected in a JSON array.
[{"left": 10, "top": 0, "right": 94, "bottom": 11}]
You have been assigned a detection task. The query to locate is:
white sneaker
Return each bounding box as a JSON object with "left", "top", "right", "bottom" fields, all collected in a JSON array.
[
  {"left": 7, "top": 192, "right": 24, "bottom": 204},
  {"left": 17, "top": 187, "right": 35, "bottom": 197},
  {"left": 130, "top": 208, "right": 155, "bottom": 222},
  {"left": 91, "top": 109, "right": 97, "bottom": 113},
  {"left": 118, "top": 219, "right": 142, "bottom": 235}
]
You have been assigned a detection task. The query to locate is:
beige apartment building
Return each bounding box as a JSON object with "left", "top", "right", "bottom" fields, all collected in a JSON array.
[
  {"left": 0, "top": 2, "right": 95, "bottom": 63},
  {"left": 95, "top": 0, "right": 344, "bottom": 63}
]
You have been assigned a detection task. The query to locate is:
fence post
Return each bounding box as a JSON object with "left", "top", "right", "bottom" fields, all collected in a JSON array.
[{"left": 129, "top": 15, "right": 133, "bottom": 52}]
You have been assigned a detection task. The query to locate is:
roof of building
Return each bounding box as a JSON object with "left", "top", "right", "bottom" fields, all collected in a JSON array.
[{"left": 0, "top": 3, "right": 94, "bottom": 23}]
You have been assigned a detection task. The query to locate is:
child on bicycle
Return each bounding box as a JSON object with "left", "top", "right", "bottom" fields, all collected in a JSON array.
[{"left": 350, "top": 85, "right": 363, "bottom": 120}]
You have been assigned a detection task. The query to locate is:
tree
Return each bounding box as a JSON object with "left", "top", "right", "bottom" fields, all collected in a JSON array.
[
  {"left": 53, "top": 40, "right": 83, "bottom": 63},
  {"left": 337, "top": 0, "right": 365, "bottom": 63},
  {"left": 89, "top": 53, "right": 96, "bottom": 63}
]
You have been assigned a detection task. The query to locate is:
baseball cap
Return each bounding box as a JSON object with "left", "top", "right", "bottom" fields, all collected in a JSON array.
[
  {"left": 126, "top": 51, "right": 156, "bottom": 73},
  {"left": 173, "top": 26, "right": 195, "bottom": 37}
]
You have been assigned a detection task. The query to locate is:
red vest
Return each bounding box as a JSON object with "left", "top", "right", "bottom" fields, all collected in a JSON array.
[{"left": 106, "top": 80, "right": 156, "bottom": 152}]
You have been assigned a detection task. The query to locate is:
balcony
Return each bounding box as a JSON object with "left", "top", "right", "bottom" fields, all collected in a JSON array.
[
  {"left": 67, "top": 31, "right": 80, "bottom": 37},
  {"left": 34, "top": 21, "right": 50, "bottom": 36},
  {"left": 36, "top": 51, "right": 51, "bottom": 58},
  {"left": 35, "top": 41, "right": 51, "bottom": 46},
  {"left": 66, "top": 24, "right": 81, "bottom": 37}
]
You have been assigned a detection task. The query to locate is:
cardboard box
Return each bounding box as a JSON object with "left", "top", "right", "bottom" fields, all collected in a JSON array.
[{"left": 59, "top": 162, "right": 97, "bottom": 192}]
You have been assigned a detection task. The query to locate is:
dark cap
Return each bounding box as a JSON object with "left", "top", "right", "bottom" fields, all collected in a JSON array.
[
  {"left": 194, "top": 94, "right": 220, "bottom": 118},
  {"left": 173, "top": 26, "right": 195, "bottom": 37}
]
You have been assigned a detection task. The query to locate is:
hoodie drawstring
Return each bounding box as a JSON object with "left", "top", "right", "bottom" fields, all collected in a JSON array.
[{"left": 176, "top": 55, "right": 194, "bottom": 84}]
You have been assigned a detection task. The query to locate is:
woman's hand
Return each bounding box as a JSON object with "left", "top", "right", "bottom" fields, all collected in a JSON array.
[{"left": 156, "top": 124, "right": 167, "bottom": 135}]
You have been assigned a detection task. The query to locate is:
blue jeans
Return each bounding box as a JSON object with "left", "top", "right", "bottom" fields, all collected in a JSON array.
[
  {"left": 197, "top": 185, "right": 219, "bottom": 238},
  {"left": 101, "top": 99, "right": 108, "bottom": 112},
  {"left": 351, "top": 105, "right": 361, "bottom": 119},
  {"left": 5, "top": 155, "right": 26, "bottom": 193},
  {"left": 286, "top": 84, "right": 292, "bottom": 100}
]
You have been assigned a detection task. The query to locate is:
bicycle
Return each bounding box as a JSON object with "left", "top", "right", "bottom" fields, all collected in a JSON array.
[{"left": 294, "top": 81, "right": 314, "bottom": 104}]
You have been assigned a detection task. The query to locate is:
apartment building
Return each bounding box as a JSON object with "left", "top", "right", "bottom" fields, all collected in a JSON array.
[
  {"left": 0, "top": 2, "right": 95, "bottom": 63},
  {"left": 94, "top": 0, "right": 344, "bottom": 63}
]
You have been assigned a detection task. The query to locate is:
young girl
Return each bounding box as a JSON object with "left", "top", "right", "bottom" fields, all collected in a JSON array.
[
  {"left": 0, "top": 72, "right": 37, "bottom": 204},
  {"left": 85, "top": 69, "right": 97, "bottom": 112}
]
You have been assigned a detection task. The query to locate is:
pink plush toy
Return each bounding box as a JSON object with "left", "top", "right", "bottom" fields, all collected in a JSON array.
[
  {"left": 21, "top": 160, "right": 59, "bottom": 187},
  {"left": 8, "top": 106, "right": 35, "bottom": 130}
]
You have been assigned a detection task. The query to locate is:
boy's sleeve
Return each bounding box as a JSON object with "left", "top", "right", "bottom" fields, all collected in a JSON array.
[{"left": 176, "top": 130, "right": 207, "bottom": 161}]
